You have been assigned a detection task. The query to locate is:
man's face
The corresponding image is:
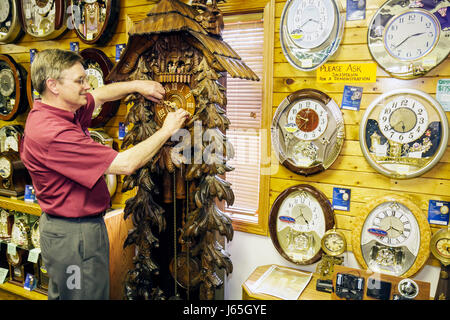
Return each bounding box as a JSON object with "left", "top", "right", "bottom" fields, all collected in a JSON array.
[{"left": 56, "top": 62, "right": 91, "bottom": 110}]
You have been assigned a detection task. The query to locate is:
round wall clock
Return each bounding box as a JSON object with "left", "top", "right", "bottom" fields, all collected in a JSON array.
[
  {"left": 0, "top": 54, "right": 27, "bottom": 121},
  {"left": 80, "top": 48, "right": 119, "bottom": 128},
  {"left": 69, "top": 0, "right": 120, "bottom": 45},
  {"left": 18, "top": 0, "right": 67, "bottom": 40},
  {"left": 368, "top": 0, "right": 450, "bottom": 79},
  {"left": 0, "top": 0, "right": 24, "bottom": 44},
  {"left": 271, "top": 88, "right": 345, "bottom": 176},
  {"left": 280, "top": 0, "right": 345, "bottom": 71},
  {"left": 269, "top": 184, "right": 335, "bottom": 265},
  {"left": 360, "top": 88, "right": 448, "bottom": 179},
  {"left": 351, "top": 194, "right": 431, "bottom": 278},
  {"left": 155, "top": 82, "right": 196, "bottom": 127},
  {"left": 0, "top": 125, "right": 23, "bottom": 152}
]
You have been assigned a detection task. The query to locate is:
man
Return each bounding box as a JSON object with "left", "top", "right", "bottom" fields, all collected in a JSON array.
[{"left": 20, "top": 49, "right": 189, "bottom": 300}]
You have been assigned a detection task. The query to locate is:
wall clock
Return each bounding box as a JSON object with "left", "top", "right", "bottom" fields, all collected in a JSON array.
[
  {"left": 19, "top": 0, "right": 67, "bottom": 40},
  {"left": 269, "top": 184, "right": 335, "bottom": 265},
  {"left": 0, "top": 125, "right": 23, "bottom": 152},
  {"left": 280, "top": 0, "right": 345, "bottom": 71},
  {"left": 430, "top": 227, "right": 450, "bottom": 300},
  {"left": 0, "top": 54, "right": 27, "bottom": 121},
  {"left": 271, "top": 88, "right": 345, "bottom": 176},
  {"left": 360, "top": 88, "right": 448, "bottom": 179},
  {"left": 0, "top": 0, "right": 24, "bottom": 44},
  {"left": 368, "top": 0, "right": 450, "bottom": 79},
  {"left": 69, "top": 0, "right": 120, "bottom": 45},
  {"left": 80, "top": 48, "right": 119, "bottom": 128},
  {"left": 351, "top": 194, "right": 431, "bottom": 278}
]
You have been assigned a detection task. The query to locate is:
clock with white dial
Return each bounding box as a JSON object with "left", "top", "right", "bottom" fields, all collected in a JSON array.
[
  {"left": 269, "top": 184, "right": 334, "bottom": 265},
  {"left": 352, "top": 195, "right": 431, "bottom": 278},
  {"left": 280, "top": 0, "right": 345, "bottom": 71},
  {"left": 321, "top": 228, "right": 346, "bottom": 256},
  {"left": 0, "top": 0, "right": 23, "bottom": 44},
  {"left": 368, "top": 0, "right": 450, "bottom": 79}
]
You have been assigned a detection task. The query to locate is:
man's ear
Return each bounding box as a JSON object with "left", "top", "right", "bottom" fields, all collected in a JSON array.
[{"left": 45, "top": 78, "right": 59, "bottom": 95}]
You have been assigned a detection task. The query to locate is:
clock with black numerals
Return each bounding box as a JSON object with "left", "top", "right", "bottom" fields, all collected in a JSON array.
[{"left": 0, "top": 54, "right": 27, "bottom": 121}]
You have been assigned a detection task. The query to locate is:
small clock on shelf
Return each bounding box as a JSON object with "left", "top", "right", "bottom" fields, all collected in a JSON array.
[
  {"left": 430, "top": 227, "right": 450, "bottom": 300},
  {"left": 7, "top": 247, "right": 33, "bottom": 284},
  {"left": 69, "top": 0, "right": 120, "bottom": 45},
  {"left": 280, "top": 0, "right": 345, "bottom": 71},
  {"left": 0, "top": 150, "right": 31, "bottom": 197},
  {"left": 0, "top": 124, "right": 23, "bottom": 152},
  {"left": 368, "top": 0, "right": 450, "bottom": 79},
  {"left": 269, "top": 184, "right": 335, "bottom": 265},
  {"left": 271, "top": 88, "right": 345, "bottom": 176},
  {"left": 0, "top": 0, "right": 24, "bottom": 44},
  {"left": 0, "top": 54, "right": 27, "bottom": 121},
  {"left": 360, "top": 88, "right": 448, "bottom": 179},
  {"left": 18, "top": 0, "right": 67, "bottom": 40},
  {"left": 80, "top": 48, "right": 119, "bottom": 128}
]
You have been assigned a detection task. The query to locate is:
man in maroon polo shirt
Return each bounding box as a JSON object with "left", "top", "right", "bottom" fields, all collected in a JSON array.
[{"left": 20, "top": 49, "right": 189, "bottom": 300}]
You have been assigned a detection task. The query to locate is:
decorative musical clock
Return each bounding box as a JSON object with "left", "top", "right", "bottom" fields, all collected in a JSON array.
[
  {"left": 271, "top": 88, "right": 345, "bottom": 176},
  {"left": 0, "top": 209, "right": 13, "bottom": 239},
  {"left": 0, "top": 0, "right": 23, "bottom": 44},
  {"left": 7, "top": 247, "right": 32, "bottom": 284},
  {"left": 321, "top": 227, "right": 346, "bottom": 256},
  {"left": 368, "top": 0, "right": 450, "bottom": 79},
  {"left": 0, "top": 54, "right": 27, "bottom": 121},
  {"left": 280, "top": 0, "right": 345, "bottom": 71},
  {"left": 0, "top": 125, "right": 23, "bottom": 152},
  {"left": 69, "top": 0, "right": 119, "bottom": 45},
  {"left": 352, "top": 194, "right": 431, "bottom": 278},
  {"left": 0, "top": 150, "right": 30, "bottom": 197},
  {"left": 360, "top": 88, "right": 448, "bottom": 179},
  {"left": 155, "top": 82, "right": 196, "bottom": 127},
  {"left": 80, "top": 48, "right": 119, "bottom": 128},
  {"left": 269, "top": 184, "right": 335, "bottom": 265},
  {"left": 430, "top": 227, "right": 450, "bottom": 300},
  {"left": 19, "top": 0, "right": 67, "bottom": 40}
]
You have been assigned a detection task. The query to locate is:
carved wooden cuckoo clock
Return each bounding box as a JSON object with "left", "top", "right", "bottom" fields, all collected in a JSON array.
[{"left": 106, "top": 0, "right": 258, "bottom": 300}]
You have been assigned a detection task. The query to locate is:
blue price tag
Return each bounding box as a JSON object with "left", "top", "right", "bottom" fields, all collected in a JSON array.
[
  {"left": 118, "top": 122, "right": 126, "bottom": 140},
  {"left": 116, "top": 44, "right": 126, "bottom": 62},
  {"left": 30, "top": 49, "right": 37, "bottom": 64},
  {"left": 346, "top": 0, "right": 366, "bottom": 21},
  {"left": 70, "top": 42, "right": 79, "bottom": 53},
  {"left": 24, "top": 185, "right": 37, "bottom": 203},
  {"left": 332, "top": 187, "right": 351, "bottom": 211},
  {"left": 341, "top": 86, "right": 363, "bottom": 111},
  {"left": 428, "top": 200, "right": 449, "bottom": 225}
]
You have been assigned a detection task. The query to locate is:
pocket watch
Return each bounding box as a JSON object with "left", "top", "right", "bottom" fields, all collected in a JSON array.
[
  {"left": 18, "top": 0, "right": 67, "bottom": 39},
  {"left": 351, "top": 194, "right": 431, "bottom": 278},
  {"left": 280, "top": 0, "right": 345, "bottom": 71},
  {"left": 271, "top": 88, "right": 345, "bottom": 176},
  {"left": 80, "top": 48, "right": 120, "bottom": 128},
  {"left": 360, "top": 88, "right": 448, "bottom": 179},
  {"left": 269, "top": 184, "right": 334, "bottom": 265},
  {"left": 155, "top": 82, "right": 196, "bottom": 127},
  {"left": 69, "top": 0, "right": 119, "bottom": 45},
  {"left": 0, "top": 54, "right": 27, "bottom": 121},
  {"left": 0, "top": 124, "right": 23, "bottom": 152},
  {"left": 368, "top": 0, "right": 450, "bottom": 79},
  {"left": 321, "top": 227, "right": 346, "bottom": 256},
  {"left": 0, "top": 0, "right": 23, "bottom": 44}
]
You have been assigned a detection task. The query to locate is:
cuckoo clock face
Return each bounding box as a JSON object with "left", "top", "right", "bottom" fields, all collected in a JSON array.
[
  {"left": 352, "top": 195, "right": 431, "bottom": 278},
  {"left": 368, "top": 0, "right": 450, "bottom": 79},
  {"left": 271, "top": 88, "right": 345, "bottom": 176},
  {"left": 269, "top": 184, "right": 335, "bottom": 265},
  {"left": 280, "top": 0, "right": 345, "bottom": 71},
  {"left": 360, "top": 88, "right": 448, "bottom": 179},
  {"left": 0, "top": 54, "right": 27, "bottom": 121},
  {"left": 155, "top": 83, "right": 196, "bottom": 127},
  {"left": 69, "top": 0, "right": 120, "bottom": 45},
  {"left": 0, "top": 0, "right": 23, "bottom": 44},
  {"left": 19, "top": 0, "right": 66, "bottom": 39}
]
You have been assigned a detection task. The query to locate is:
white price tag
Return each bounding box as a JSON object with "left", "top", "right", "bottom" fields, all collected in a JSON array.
[
  {"left": 28, "top": 248, "right": 41, "bottom": 264},
  {"left": 0, "top": 268, "right": 8, "bottom": 284},
  {"left": 7, "top": 243, "right": 17, "bottom": 256}
]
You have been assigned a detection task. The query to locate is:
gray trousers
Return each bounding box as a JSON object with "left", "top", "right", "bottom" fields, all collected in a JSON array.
[{"left": 39, "top": 212, "right": 110, "bottom": 300}]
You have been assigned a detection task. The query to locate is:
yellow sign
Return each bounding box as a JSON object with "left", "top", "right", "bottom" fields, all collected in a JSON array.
[{"left": 317, "top": 63, "right": 377, "bottom": 83}]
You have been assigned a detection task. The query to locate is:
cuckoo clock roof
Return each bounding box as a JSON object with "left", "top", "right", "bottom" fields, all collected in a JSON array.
[{"left": 106, "top": 0, "right": 259, "bottom": 82}]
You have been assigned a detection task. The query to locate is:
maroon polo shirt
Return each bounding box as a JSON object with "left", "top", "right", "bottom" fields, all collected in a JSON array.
[{"left": 20, "top": 93, "right": 118, "bottom": 218}]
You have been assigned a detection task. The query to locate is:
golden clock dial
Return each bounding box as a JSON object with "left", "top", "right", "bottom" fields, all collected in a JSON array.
[
  {"left": 155, "top": 82, "right": 195, "bottom": 127},
  {"left": 321, "top": 228, "right": 346, "bottom": 256},
  {"left": 0, "top": 157, "right": 11, "bottom": 179},
  {"left": 430, "top": 228, "right": 450, "bottom": 266}
]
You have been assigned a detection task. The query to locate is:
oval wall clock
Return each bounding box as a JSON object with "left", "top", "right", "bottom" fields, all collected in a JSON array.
[
  {"left": 280, "top": 0, "right": 345, "bottom": 71},
  {"left": 271, "top": 88, "right": 345, "bottom": 176},
  {"left": 80, "top": 48, "right": 119, "bottom": 128},
  {"left": 0, "top": 0, "right": 24, "bottom": 44},
  {"left": 0, "top": 54, "right": 27, "bottom": 121},
  {"left": 368, "top": 0, "right": 450, "bottom": 79},
  {"left": 269, "top": 184, "right": 335, "bottom": 265},
  {"left": 18, "top": 0, "right": 67, "bottom": 40},
  {"left": 69, "top": 0, "right": 120, "bottom": 45},
  {"left": 352, "top": 194, "right": 431, "bottom": 278},
  {"left": 360, "top": 88, "right": 448, "bottom": 179}
]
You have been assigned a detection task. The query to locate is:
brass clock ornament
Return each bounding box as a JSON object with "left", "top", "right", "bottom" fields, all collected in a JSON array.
[
  {"left": 352, "top": 194, "right": 431, "bottom": 278},
  {"left": 280, "top": 0, "right": 345, "bottom": 71},
  {"left": 0, "top": 0, "right": 24, "bottom": 44},
  {"left": 69, "top": 0, "right": 119, "bottom": 45},
  {"left": 368, "top": 0, "right": 450, "bottom": 79},
  {"left": 360, "top": 88, "right": 448, "bottom": 179},
  {"left": 269, "top": 184, "right": 335, "bottom": 265},
  {"left": 0, "top": 54, "right": 27, "bottom": 121},
  {"left": 272, "top": 88, "right": 345, "bottom": 176},
  {"left": 19, "top": 0, "right": 67, "bottom": 40},
  {"left": 80, "top": 48, "right": 119, "bottom": 128}
]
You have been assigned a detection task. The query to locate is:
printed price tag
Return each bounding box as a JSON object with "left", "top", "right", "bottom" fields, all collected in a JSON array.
[
  {"left": 436, "top": 79, "right": 450, "bottom": 111},
  {"left": 116, "top": 44, "right": 126, "bottom": 62},
  {"left": 7, "top": 243, "right": 17, "bottom": 256},
  {"left": 428, "top": 200, "right": 450, "bottom": 225},
  {"left": 28, "top": 248, "right": 41, "bottom": 264},
  {"left": 332, "top": 187, "right": 351, "bottom": 211},
  {"left": 341, "top": 86, "right": 363, "bottom": 111},
  {"left": 0, "top": 268, "right": 8, "bottom": 284},
  {"left": 70, "top": 42, "right": 79, "bottom": 53},
  {"left": 118, "top": 122, "right": 126, "bottom": 140}
]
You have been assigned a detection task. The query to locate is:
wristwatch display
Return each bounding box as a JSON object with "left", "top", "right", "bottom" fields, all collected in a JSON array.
[
  {"left": 269, "top": 184, "right": 334, "bottom": 265},
  {"left": 0, "top": 54, "right": 27, "bottom": 121},
  {"left": 368, "top": 0, "right": 450, "bottom": 79},
  {"left": 0, "top": 0, "right": 24, "bottom": 44}
]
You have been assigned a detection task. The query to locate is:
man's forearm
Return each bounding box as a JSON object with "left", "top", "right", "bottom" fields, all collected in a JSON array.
[{"left": 91, "top": 81, "right": 140, "bottom": 107}]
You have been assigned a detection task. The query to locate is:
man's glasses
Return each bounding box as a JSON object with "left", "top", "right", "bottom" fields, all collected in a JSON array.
[{"left": 57, "top": 76, "right": 89, "bottom": 86}]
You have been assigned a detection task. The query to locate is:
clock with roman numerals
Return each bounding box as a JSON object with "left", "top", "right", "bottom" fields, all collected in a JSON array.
[
  {"left": 352, "top": 194, "right": 431, "bottom": 278},
  {"left": 154, "top": 82, "right": 195, "bottom": 127}
]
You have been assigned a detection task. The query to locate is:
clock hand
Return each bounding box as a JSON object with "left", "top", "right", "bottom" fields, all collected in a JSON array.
[{"left": 393, "top": 32, "right": 427, "bottom": 49}]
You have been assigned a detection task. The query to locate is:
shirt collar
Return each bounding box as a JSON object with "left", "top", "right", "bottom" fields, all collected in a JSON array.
[{"left": 32, "top": 99, "right": 76, "bottom": 122}]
